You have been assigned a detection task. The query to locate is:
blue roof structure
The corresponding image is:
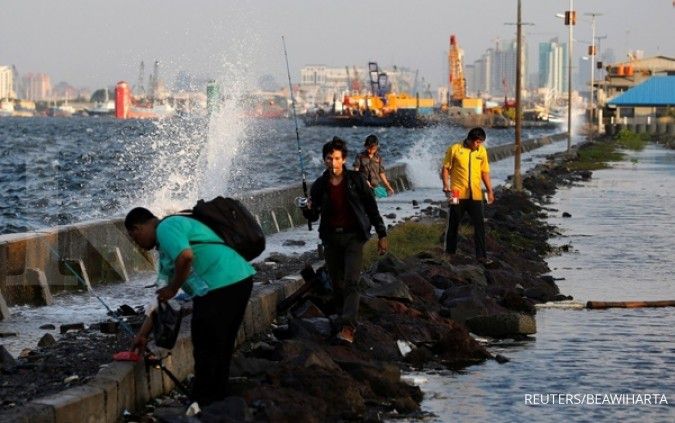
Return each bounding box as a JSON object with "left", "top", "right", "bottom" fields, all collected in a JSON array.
[{"left": 608, "top": 76, "right": 675, "bottom": 106}]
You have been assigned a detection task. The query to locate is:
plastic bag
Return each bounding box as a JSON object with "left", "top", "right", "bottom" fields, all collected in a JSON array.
[{"left": 152, "top": 300, "right": 183, "bottom": 349}]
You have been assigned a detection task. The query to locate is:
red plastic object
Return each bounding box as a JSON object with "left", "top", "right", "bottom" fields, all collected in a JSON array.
[{"left": 112, "top": 351, "right": 141, "bottom": 362}]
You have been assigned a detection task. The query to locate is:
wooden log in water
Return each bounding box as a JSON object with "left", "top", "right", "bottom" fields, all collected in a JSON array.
[{"left": 586, "top": 300, "right": 675, "bottom": 309}]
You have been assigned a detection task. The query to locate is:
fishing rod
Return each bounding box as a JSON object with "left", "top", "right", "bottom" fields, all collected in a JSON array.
[{"left": 282, "top": 35, "right": 312, "bottom": 231}]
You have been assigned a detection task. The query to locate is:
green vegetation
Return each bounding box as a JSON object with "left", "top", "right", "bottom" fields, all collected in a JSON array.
[
  {"left": 362, "top": 221, "right": 445, "bottom": 268},
  {"left": 568, "top": 141, "right": 623, "bottom": 171},
  {"left": 614, "top": 128, "right": 649, "bottom": 151}
]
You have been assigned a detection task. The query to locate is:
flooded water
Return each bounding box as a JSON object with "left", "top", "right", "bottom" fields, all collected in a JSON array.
[{"left": 408, "top": 144, "right": 675, "bottom": 422}]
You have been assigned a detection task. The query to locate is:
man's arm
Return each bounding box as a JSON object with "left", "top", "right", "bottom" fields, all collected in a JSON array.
[
  {"left": 157, "top": 249, "right": 193, "bottom": 301},
  {"left": 378, "top": 172, "right": 395, "bottom": 194},
  {"left": 481, "top": 172, "right": 494, "bottom": 204},
  {"left": 441, "top": 166, "right": 451, "bottom": 192}
]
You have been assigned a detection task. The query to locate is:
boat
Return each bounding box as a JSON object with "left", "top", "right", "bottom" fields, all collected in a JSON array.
[
  {"left": 302, "top": 62, "right": 434, "bottom": 128},
  {"left": 85, "top": 89, "right": 115, "bottom": 116},
  {"left": 0, "top": 99, "right": 14, "bottom": 117},
  {"left": 302, "top": 108, "right": 418, "bottom": 127}
]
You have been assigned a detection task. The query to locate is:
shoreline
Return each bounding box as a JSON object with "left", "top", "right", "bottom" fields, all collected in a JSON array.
[{"left": 0, "top": 134, "right": 595, "bottom": 422}]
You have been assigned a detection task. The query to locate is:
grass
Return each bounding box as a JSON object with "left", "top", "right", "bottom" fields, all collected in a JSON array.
[
  {"left": 362, "top": 221, "right": 446, "bottom": 268},
  {"left": 615, "top": 128, "right": 649, "bottom": 151},
  {"left": 568, "top": 141, "right": 623, "bottom": 171}
]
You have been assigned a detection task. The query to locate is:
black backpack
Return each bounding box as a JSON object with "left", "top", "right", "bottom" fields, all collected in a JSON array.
[{"left": 186, "top": 196, "right": 266, "bottom": 261}]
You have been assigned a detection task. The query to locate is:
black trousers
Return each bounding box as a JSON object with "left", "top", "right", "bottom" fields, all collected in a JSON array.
[
  {"left": 323, "top": 232, "right": 365, "bottom": 327},
  {"left": 190, "top": 276, "right": 253, "bottom": 406},
  {"left": 445, "top": 200, "right": 487, "bottom": 259}
]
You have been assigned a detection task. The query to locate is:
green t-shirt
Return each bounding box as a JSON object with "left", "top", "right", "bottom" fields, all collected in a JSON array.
[{"left": 156, "top": 215, "right": 256, "bottom": 296}]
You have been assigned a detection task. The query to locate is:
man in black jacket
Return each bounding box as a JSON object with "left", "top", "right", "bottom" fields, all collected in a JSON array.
[{"left": 303, "top": 137, "right": 388, "bottom": 343}]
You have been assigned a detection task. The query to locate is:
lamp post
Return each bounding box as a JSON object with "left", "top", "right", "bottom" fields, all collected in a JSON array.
[
  {"left": 565, "top": 0, "right": 575, "bottom": 153},
  {"left": 585, "top": 12, "right": 602, "bottom": 142}
]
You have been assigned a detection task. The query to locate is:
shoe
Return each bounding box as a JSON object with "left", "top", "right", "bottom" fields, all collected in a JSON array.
[{"left": 336, "top": 325, "right": 355, "bottom": 343}]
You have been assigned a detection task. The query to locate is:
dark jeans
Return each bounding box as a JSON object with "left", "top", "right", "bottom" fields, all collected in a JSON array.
[
  {"left": 323, "top": 232, "right": 365, "bottom": 327},
  {"left": 445, "top": 200, "right": 487, "bottom": 259},
  {"left": 191, "top": 277, "right": 253, "bottom": 406}
]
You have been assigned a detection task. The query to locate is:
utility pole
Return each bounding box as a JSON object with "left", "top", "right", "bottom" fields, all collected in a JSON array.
[
  {"left": 565, "top": 0, "right": 575, "bottom": 153},
  {"left": 505, "top": 1, "right": 533, "bottom": 191},
  {"left": 585, "top": 12, "right": 602, "bottom": 142},
  {"left": 514, "top": 0, "right": 524, "bottom": 190}
]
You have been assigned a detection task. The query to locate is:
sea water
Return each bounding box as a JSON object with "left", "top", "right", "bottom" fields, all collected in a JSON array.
[{"left": 403, "top": 144, "right": 675, "bottom": 422}]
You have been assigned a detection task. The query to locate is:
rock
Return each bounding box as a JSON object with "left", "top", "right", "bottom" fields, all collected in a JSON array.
[
  {"left": 98, "top": 321, "right": 119, "bottom": 334},
  {"left": 397, "top": 272, "right": 437, "bottom": 305},
  {"left": 39, "top": 324, "right": 56, "bottom": 330},
  {"left": 384, "top": 213, "right": 397, "bottom": 219},
  {"left": 200, "top": 396, "right": 251, "bottom": 423},
  {"left": 411, "top": 200, "right": 419, "bottom": 206},
  {"left": 63, "top": 375, "right": 79, "bottom": 384},
  {"left": 523, "top": 287, "right": 548, "bottom": 301},
  {"left": 0, "top": 345, "right": 17, "bottom": 371},
  {"left": 116, "top": 304, "right": 137, "bottom": 316},
  {"left": 441, "top": 296, "right": 489, "bottom": 323},
  {"left": 499, "top": 291, "right": 536, "bottom": 314},
  {"left": 282, "top": 239, "right": 306, "bottom": 247},
  {"left": 291, "top": 300, "right": 325, "bottom": 319},
  {"left": 38, "top": 333, "right": 56, "bottom": 348},
  {"left": 465, "top": 313, "right": 536, "bottom": 338},
  {"left": 562, "top": 212, "right": 572, "bottom": 218},
  {"left": 495, "top": 354, "right": 510, "bottom": 363},
  {"left": 289, "top": 317, "right": 332, "bottom": 340},
  {"left": 366, "top": 274, "right": 413, "bottom": 303},
  {"left": 230, "top": 356, "right": 276, "bottom": 377},
  {"left": 60, "top": 323, "right": 85, "bottom": 334},
  {"left": 373, "top": 253, "right": 408, "bottom": 275},
  {"left": 0, "top": 332, "right": 18, "bottom": 338}
]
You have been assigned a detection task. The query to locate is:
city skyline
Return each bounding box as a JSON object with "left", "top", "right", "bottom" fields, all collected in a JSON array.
[{"left": 1, "top": 0, "right": 673, "bottom": 92}]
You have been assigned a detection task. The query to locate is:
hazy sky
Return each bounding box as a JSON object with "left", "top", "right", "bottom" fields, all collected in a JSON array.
[{"left": 1, "top": 0, "right": 673, "bottom": 90}]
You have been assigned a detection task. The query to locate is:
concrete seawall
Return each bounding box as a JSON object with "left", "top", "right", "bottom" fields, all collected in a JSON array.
[{"left": 0, "top": 132, "right": 565, "bottom": 422}]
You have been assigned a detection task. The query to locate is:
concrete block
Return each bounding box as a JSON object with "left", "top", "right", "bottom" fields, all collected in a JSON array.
[
  {"left": 241, "top": 299, "right": 255, "bottom": 340},
  {"left": 25, "top": 268, "right": 54, "bottom": 306},
  {"left": 4, "top": 239, "right": 27, "bottom": 275},
  {"left": 101, "top": 247, "right": 129, "bottom": 282},
  {"left": 0, "top": 402, "right": 54, "bottom": 422},
  {"left": 95, "top": 361, "right": 136, "bottom": 414},
  {"left": 0, "top": 292, "right": 9, "bottom": 321},
  {"left": 58, "top": 259, "right": 92, "bottom": 290},
  {"left": 34, "top": 385, "right": 106, "bottom": 423},
  {"left": 131, "top": 360, "right": 151, "bottom": 410},
  {"left": 88, "top": 376, "right": 118, "bottom": 423},
  {"left": 465, "top": 313, "right": 536, "bottom": 338}
]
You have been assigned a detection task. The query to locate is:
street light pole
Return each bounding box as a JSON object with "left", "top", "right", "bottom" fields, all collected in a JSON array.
[
  {"left": 514, "top": 0, "right": 523, "bottom": 191},
  {"left": 585, "top": 12, "right": 602, "bottom": 142},
  {"left": 565, "top": 0, "right": 575, "bottom": 152}
]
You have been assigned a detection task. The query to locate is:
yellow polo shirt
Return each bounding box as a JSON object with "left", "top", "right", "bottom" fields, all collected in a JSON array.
[{"left": 442, "top": 142, "right": 490, "bottom": 200}]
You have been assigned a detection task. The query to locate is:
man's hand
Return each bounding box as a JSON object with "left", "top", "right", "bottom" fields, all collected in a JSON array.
[
  {"left": 377, "top": 237, "right": 388, "bottom": 255},
  {"left": 486, "top": 190, "right": 495, "bottom": 205},
  {"left": 156, "top": 285, "right": 178, "bottom": 302},
  {"left": 130, "top": 334, "right": 147, "bottom": 354}
]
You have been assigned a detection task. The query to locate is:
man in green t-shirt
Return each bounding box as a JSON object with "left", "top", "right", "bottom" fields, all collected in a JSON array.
[{"left": 125, "top": 207, "right": 255, "bottom": 406}]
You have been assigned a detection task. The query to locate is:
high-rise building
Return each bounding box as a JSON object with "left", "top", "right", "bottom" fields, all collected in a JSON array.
[
  {"left": 21, "top": 73, "right": 52, "bottom": 101},
  {"left": 0, "top": 66, "right": 15, "bottom": 99},
  {"left": 538, "top": 38, "right": 568, "bottom": 94},
  {"left": 468, "top": 38, "right": 527, "bottom": 99}
]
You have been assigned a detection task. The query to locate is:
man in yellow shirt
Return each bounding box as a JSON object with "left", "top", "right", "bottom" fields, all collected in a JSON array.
[{"left": 441, "top": 127, "right": 495, "bottom": 262}]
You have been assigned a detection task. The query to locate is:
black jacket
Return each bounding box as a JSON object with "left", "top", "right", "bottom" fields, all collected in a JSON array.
[{"left": 303, "top": 168, "right": 387, "bottom": 242}]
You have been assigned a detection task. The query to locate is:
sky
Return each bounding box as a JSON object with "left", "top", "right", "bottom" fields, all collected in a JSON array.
[{"left": 1, "top": 0, "right": 673, "bottom": 91}]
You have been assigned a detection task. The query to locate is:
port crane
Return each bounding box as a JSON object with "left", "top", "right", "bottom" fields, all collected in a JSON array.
[{"left": 448, "top": 34, "right": 466, "bottom": 105}]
